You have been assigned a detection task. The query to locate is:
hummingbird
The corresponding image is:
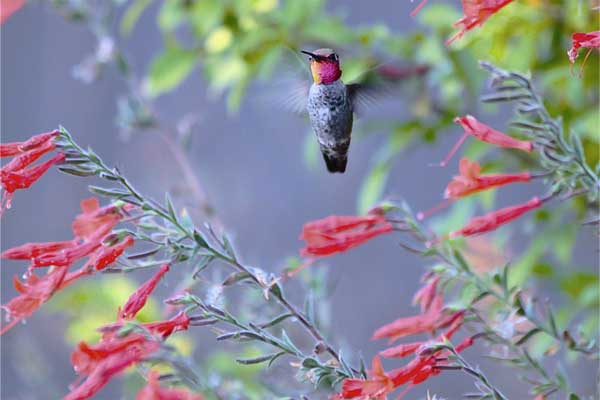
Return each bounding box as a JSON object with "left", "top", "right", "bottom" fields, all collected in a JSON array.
[
  {"left": 300, "top": 48, "right": 356, "bottom": 173},
  {"left": 284, "top": 48, "right": 427, "bottom": 173}
]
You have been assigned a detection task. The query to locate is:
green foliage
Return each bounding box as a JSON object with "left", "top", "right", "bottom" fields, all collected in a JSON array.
[{"left": 147, "top": 46, "right": 198, "bottom": 97}]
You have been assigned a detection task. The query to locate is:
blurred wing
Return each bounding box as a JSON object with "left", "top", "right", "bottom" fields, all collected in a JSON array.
[
  {"left": 279, "top": 78, "right": 310, "bottom": 115},
  {"left": 261, "top": 45, "right": 311, "bottom": 116},
  {"left": 347, "top": 64, "right": 429, "bottom": 117}
]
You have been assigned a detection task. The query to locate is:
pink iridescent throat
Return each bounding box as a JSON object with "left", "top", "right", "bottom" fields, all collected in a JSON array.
[{"left": 316, "top": 61, "right": 342, "bottom": 84}]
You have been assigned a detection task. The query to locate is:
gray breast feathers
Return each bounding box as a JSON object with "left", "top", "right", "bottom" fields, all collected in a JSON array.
[{"left": 306, "top": 81, "right": 353, "bottom": 147}]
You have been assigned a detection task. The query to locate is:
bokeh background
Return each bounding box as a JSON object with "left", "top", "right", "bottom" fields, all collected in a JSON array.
[{"left": 1, "top": 1, "right": 598, "bottom": 399}]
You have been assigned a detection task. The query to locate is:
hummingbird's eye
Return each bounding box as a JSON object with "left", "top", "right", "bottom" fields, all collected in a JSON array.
[{"left": 329, "top": 53, "right": 338, "bottom": 61}]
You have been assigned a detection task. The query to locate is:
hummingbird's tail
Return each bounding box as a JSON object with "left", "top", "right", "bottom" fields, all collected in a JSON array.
[{"left": 322, "top": 151, "right": 347, "bottom": 173}]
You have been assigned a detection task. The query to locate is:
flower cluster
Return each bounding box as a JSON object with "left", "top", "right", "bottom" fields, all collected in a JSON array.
[
  {"left": 0, "top": 131, "right": 64, "bottom": 216},
  {"left": 66, "top": 265, "right": 197, "bottom": 400},
  {"left": 1, "top": 197, "right": 132, "bottom": 334},
  {"left": 335, "top": 277, "right": 474, "bottom": 399},
  {"left": 426, "top": 115, "right": 549, "bottom": 240}
]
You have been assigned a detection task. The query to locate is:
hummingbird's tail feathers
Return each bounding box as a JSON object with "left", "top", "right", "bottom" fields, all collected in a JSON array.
[{"left": 322, "top": 152, "right": 347, "bottom": 173}]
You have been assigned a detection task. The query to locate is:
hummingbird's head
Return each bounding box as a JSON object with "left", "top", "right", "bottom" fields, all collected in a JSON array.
[{"left": 301, "top": 48, "right": 342, "bottom": 85}]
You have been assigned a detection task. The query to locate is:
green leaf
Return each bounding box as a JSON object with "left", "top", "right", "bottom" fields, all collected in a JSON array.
[
  {"left": 121, "top": 0, "right": 153, "bottom": 36},
  {"left": 259, "top": 313, "right": 294, "bottom": 329},
  {"left": 147, "top": 47, "right": 197, "bottom": 97},
  {"left": 301, "top": 357, "right": 320, "bottom": 369},
  {"left": 515, "top": 328, "right": 542, "bottom": 346},
  {"left": 357, "top": 163, "right": 390, "bottom": 214},
  {"left": 236, "top": 353, "right": 280, "bottom": 365}
]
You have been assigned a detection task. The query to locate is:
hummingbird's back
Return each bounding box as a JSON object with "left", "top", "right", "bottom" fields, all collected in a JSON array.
[{"left": 307, "top": 80, "right": 353, "bottom": 173}]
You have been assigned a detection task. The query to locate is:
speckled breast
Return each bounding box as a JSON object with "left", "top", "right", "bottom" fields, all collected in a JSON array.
[{"left": 306, "top": 80, "right": 353, "bottom": 151}]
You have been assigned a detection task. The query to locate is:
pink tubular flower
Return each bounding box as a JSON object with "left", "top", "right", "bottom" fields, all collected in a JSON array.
[
  {"left": 136, "top": 371, "right": 203, "bottom": 400},
  {"left": 568, "top": 31, "right": 600, "bottom": 74},
  {"left": 435, "top": 115, "right": 533, "bottom": 167},
  {"left": 449, "top": 196, "right": 543, "bottom": 238},
  {"left": 118, "top": 264, "right": 170, "bottom": 320},
  {"left": 445, "top": 157, "right": 532, "bottom": 199},
  {"left": 299, "top": 214, "right": 393, "bottom": 257},
  {"left": 447, "top": 0, "right": 515, "bottom": 45},
  {"left": 1, "top": 266, "right": 68, "bottom": 335}
]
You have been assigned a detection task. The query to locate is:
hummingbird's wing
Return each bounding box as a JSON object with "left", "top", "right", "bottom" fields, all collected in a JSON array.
[
  {"left": 346, "top": 64, "right": 430, "bottom": 117},
  {"left": 259, "top": 45, "right": 311, "bottom": 116}
]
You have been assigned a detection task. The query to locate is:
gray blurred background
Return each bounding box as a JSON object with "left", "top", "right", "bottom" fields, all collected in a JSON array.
[{"left": 1, "top": 1, "right": 597, "bottom": 399}]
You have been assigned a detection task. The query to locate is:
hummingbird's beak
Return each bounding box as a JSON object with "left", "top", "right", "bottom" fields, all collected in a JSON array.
[{"left": 301, "top": 50, "right": 324, "bottom": 61}]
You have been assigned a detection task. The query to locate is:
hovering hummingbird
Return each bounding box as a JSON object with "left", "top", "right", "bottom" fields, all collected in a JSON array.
[
  {"left": 276, "top": 48, "right": 428, "bottom": 173},
  {"left": 300, "top": 48, "right": 356, "bottom": 173}
]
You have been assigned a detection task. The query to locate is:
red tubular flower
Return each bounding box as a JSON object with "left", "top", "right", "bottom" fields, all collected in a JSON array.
[
  {"left": 142, "top": 312, "right": 191, "bottom": 339},
  {"left": 72, "top": 197, "right": 128, "bottom": 241},
  {"left": 380, "top": 315, "right": 463, "bottom": 358},
  {"left": 89, "top": 236, "right": 135, "bottom": 271},
  {"left": 56, "top": 236, "right": 135, "bottom": 289},
  {"left": 71, "top": 334, "right": 149, "bottom": 376},
  {"left": 299, "top": 214, "right": 393, "bottom": 257},
  {"left": 372, "top": 291, "right": 464, "bottom": 343},
  {"left": 338, "top": 332, "right": 476, "bottom": 399},
  {"left": 101, "top": 312, "right": 191, "bottom": 340},
  {"left": 118, "top": 264, "right": 170, "bottom": 320},
  {"left": 0, "top": 0, "right": 25, "bottom": 24},
  {"left": 435, "top": 115, "right": 533, "bottom": 167},
  {"left": 1, "top": 240, "right": 77, "bottom": 260},
  {"left": 445, "top": 157, "right": 531, "bottom": 199},
  {"left": 412, "top": 275, "right": 439, "bottom": 313},
  {"left": 65, "top": 339, "right": 159, "bottom": 400},
  {"left": 449, "top": 196, "right": 543, "bottom": 238},
  {"left": 1, "top": 139, "right": 56, "bottom": 174},
  {"left": 0, "top": 130, "right": 58, "bottom": 157},
  {"left": 1, "top": 266, "right": 68, "bottom": 335},
  {"left": 0, "top": 131, "right": 62, "bottom": 216},
  {"left": 447, "top": 0, "right": 515, "bottom": 45},
  {"left": 136, "top": 371, "right": 203, "bottom": 400},
  {"left": 568, "top": 31, "right": 600, "bottom": 74},
  {"left": 338, "top": 356, "right": 395, "bottom": 399},
  {"left": 31, "top": 240, "right": 100, "bottom": 268},
  {"left": 0, "top": 153, "right": 65, "bottom": 198}
]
